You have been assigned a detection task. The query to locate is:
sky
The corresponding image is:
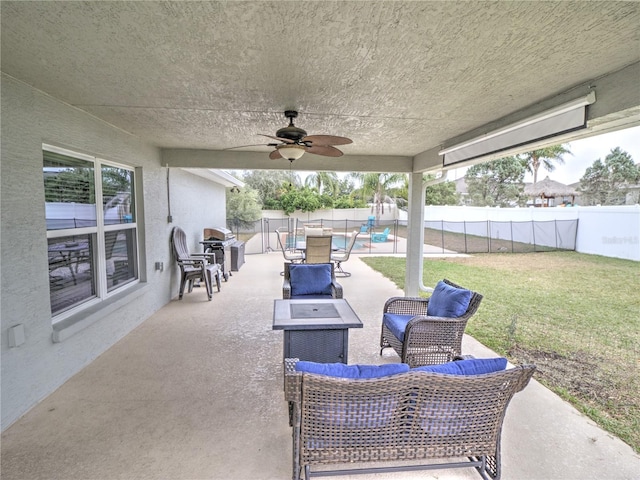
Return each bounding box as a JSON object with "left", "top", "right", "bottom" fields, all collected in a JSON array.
[
  {"left": 293, "top": 125, "right": 639, "bottom": 186},
  {"left": 449, "top": 125, "right": 640, "bottom": 185}
]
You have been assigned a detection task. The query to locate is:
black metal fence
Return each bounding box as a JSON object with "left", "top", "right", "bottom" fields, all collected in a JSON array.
[
  {"left": 255, "top": 218, "right": 401, "bottom": 255},
  {"left": 422, "top": 219, "right": 578, "bottom": 254},
  {"left": 230, "top": 217, "right": 578, "bottom": 255}
]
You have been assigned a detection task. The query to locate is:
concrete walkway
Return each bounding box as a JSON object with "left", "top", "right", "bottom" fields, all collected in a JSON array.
[{"left": 2, "top": 253, "right": 638, "bottom": 479}]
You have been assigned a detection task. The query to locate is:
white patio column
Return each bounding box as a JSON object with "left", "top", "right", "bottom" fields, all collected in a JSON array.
[{"left": 405, "top": 172, "right": 425, "bottom": 296}]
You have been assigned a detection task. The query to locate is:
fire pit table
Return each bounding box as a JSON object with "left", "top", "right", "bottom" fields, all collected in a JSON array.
[{"left": 272, "top": 298, "right": 363, "bottom": 364}]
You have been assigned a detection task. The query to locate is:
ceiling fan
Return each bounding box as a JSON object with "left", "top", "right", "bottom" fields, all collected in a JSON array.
[{"left": 229, "top": 110, "right": 352, "bottom": 161}]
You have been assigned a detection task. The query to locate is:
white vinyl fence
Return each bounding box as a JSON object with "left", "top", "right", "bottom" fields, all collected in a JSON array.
[{"left": 399, "top": 205, "right": 639, "bottom": 261}]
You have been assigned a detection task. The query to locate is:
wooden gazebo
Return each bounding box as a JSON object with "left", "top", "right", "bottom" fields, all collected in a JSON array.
[{"left": 524, "top": 176, "right": 578, "bottom": 207}]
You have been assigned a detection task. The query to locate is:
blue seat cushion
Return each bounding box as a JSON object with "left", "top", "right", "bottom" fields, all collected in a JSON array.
[
  {"left": 382, "top": 313, "right": 414, "bottom": 342},
  {"left": 426, "top": 280, "right": 472, "bottom": 318},
  {"left": 289, "top": 264, "right": 332, "bottom": 297},
  {"left": 413, "top": 357, "right": 507, "bottom": 375},
  {"left": 295, "top": 361, "right": 410, "bottom": 379}
]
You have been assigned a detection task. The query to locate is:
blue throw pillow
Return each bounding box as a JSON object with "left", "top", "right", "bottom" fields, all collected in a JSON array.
[
  {"left": 413, "top": 357, "right": 507, "bottom": 375},
  {"left": 426, "top": 280, "right": 472, "bottom": 318},
  {"left": 382, "top": 313, "right": 414, "bottom": 342},
  {"left": 295, "top": 361, "right": 410, "bottom": 379},
  {"left": 290, "top": 264, "right": 332, "bottom": 297}
]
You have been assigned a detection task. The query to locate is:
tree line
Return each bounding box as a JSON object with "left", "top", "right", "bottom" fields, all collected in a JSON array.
[
  {"left": 464, "top": 146, "right": 638, "bottom": 207},
  {"left": 228, "top": 145, "right": 638, "bottom": 225}
]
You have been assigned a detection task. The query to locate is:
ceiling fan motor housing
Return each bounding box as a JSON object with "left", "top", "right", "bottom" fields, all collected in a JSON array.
[
  {"left": 276, "top": 125, "right": 307, "bottom": 142},
  {"left": 276, "top": 110, "right": 307, "bottom": 142}
]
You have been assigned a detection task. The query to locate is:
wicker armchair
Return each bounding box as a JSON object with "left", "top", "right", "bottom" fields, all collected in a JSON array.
[
  {"left": 282, "top": 263, "right": 343, "bottom": 299},
  {"left": 284, "top": 357, "right": 536, "bottom": 480},
  {"left": 380, "top": 279, "right": 483, "bottom": 367}
]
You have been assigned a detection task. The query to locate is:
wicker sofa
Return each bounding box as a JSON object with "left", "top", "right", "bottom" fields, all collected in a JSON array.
[{"left": 284, "top": 357, "right": 535, "bottom": 480}]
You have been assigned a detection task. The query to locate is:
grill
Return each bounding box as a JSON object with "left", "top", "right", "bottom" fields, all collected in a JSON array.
[
  {"left": 204, "top": 227, "right": 235, "bottom": 243},
  {"left": 202, "top": 227, "right": 236, "bottom": 281}
]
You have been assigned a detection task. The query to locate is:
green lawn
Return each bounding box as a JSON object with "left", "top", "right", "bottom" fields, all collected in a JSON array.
[{"left": 361, "top": 252, "right": 640, "bottom": 453}]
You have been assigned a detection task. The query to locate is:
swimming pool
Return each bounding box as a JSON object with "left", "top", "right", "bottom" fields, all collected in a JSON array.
[
  {"left": 286, "top": 235, "right": 365, "bottom": 251},
  {"left": 331, "top": 235, "right": 365, "bottom": 250}
]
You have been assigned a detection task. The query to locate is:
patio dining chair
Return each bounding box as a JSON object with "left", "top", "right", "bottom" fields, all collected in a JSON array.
[
  {"left": 330, "top": 230, "right": 359, "bottom": 277},
  {"left": 304, "top": 235, "right": 332, "bottom": 264},
  {"left": 304, "top": 225, "right": 332, "bottom": 238},
  {"left": 380, "top": 279, "right": 483, "bottom": 367},
  {"left": 276, "top": 228, "right": 305, "bottom": 263},
  {"left": 171, "top": 226, "right": 222, "bottom": 301},
  {"left": 276, "top": 229, "right": 305, "bottom": 276},
  {"left": 105, "top": 230, "right": 133, "bottom": 286}
]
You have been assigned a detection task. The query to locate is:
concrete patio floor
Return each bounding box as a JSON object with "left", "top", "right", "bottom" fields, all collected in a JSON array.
[{"left": 2, "top": 252, "right": 638, "bottom": 480}]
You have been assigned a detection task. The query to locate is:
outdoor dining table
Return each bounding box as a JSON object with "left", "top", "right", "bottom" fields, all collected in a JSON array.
[
  {"left": 48, "top": 241, "right": 89, "bottom": 284},
  {"left": 294, "top": 241, "right": 339, "bottom": 252}
]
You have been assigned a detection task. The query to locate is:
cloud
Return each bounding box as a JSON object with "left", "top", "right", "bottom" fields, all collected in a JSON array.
[{"left": 557, "top": 126, "right": 640, "bottom": 185}]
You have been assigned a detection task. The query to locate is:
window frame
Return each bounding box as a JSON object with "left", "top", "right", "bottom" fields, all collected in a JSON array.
[{"left": 44, "top": 144, "right": 140, "bottom": 322}]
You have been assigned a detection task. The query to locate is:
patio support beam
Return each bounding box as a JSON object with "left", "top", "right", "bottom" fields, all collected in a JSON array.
[
  {"left": 162, "top": 149, "right": 413, "bottom": 174},
  {"left": 413, "top": 146, "right": 444, "bottom": 174},
  {"left": 405, "top": 172, "right": 426, "bottom": 297}
]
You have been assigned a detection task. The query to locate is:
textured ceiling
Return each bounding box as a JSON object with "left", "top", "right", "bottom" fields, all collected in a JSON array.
[{"left": 2, "top": 1, "right": 639, "bottom": 160}]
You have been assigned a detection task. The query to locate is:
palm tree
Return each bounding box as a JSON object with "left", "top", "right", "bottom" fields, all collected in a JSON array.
[
  {"left": 518, "top": 145, "right": 572, "bottom": 184},
  {"left": 304, "top": 171, "right": 339, "bottom": 196},
  {"left": 349, "top": 172, "right": 405, "bottom": 223}
]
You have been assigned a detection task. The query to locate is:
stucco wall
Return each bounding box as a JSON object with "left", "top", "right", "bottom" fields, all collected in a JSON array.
[
  {"left": 168, "top": 169, "right": 228, "bottom": 254},
  {"left": 0, "top": 76, "right": 226, "bottom": 430}
]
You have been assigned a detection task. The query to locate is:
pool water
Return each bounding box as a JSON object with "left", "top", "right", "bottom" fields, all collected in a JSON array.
[{"left": 331, "top": 236, "right": 365, "bottom": 250}]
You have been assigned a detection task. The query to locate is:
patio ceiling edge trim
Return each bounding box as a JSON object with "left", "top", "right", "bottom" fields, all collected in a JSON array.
[
  {"left": 162, "top": 149, "right": 414, "bottom": 173},
  {"left": 181, "top": 168, "right": 244, "bottom": 188}
]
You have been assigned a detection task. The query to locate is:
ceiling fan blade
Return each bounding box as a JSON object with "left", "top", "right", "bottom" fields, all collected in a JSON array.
[
  {"left": 269, "top": 149, "right": 283, "bottom": 160},
  {"left": 303, "top": 135, "right": 353, "bottom": 146},
  {"left": 259, "top": 134, "right": 295, "bottom": 144},
  {"left": 223, "top": 143, "right": 276, "bottom": 150},
  {"left": 305, "top": 145, "right": 344, "bottom": 157}
]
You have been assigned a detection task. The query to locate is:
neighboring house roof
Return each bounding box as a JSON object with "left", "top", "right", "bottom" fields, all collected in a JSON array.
[{"left": 454, "top": 176, "right": 469, "bottom": 194}]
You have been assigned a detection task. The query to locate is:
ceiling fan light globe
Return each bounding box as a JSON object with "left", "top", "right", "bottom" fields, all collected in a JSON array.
[{"left": 277, "top": 144, "right": 305, "bottom": 161}]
